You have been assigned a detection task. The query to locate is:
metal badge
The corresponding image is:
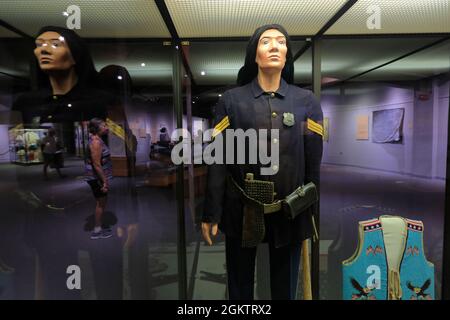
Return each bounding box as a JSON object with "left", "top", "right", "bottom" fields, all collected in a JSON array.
[{"left": 283, "top": 112, "right": 295, "bottom": 127}]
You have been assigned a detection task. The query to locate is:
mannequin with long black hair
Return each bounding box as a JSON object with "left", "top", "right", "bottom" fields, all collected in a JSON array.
[
  {"left": 202, "top": 24, "right": 323, "bottom": 300},
  {"left": 7, "top": 26, "right": 112, "bottom": 300},
  {"left": 13, "top": 26, "right": 109, "bottom": 125}
]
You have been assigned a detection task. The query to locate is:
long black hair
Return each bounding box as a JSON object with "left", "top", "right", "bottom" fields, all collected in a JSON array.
[
  {"left": 236, "top": 24, "right": 294, "bottom": 86},
  {"left": 98, "top": 64, "right": 133, "bottom": 101},
  {"left": 34, "top": 26, "right": 98, "bottom": 89}
]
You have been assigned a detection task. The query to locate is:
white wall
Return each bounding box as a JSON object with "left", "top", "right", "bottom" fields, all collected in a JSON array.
[
  {"left": 0, "top": 125, "right": 9, "bottom": 162},
  {"left": 322, "top": 83, "right": 414, "bottom": 174},
  {"left": 125, "top": 98, "right": 208, "bottom": 164},
  {"left": 126, "top": 98, "right": 175, "bottom": 164},
  {"left": 435, "top": 80, "right": 449, "bottom": 178},
  {"left": 321, "top": 80, "right": 449, "bottom": 179}
]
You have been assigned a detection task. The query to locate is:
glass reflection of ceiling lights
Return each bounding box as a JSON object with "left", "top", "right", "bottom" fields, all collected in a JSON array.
[
  {"left": 355, "top": 40, "right": 450, "bottom": 82},
  {"left": 294, "top": 38, "right": 447, "bottom": 84}
]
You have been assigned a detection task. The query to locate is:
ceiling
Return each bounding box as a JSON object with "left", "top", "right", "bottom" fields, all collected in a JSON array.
[
  {"left": 0, "top": 0, "right": 170, "bottom": 38},
  {"left": 326, "top": 0, "right": 450, "bottom": 35},
  {"left": 1, "top": 0, "right": 448, "bottom": 38},
  {"left": 165, "top": 0, "right": 347, "bottom": 37},
  {"left": 0, "top": 0, "right": 449, "bottom": 89}
]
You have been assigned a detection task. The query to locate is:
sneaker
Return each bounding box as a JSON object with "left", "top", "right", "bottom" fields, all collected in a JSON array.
[
  {"left": 90, "top": 230, "right": 102, "bottom": 240},
  {"left": 101, "top": 228, "right": 113, "bottom": 239}
]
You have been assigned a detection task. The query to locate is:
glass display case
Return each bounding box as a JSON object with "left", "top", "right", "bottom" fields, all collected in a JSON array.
[{"left": 8, "top": 128, "right": 48, "bottom": 164}]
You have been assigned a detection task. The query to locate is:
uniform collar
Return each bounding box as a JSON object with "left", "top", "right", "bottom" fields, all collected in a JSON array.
[
  {"left": 251, "top": 77, "right": 288, "bottom": 98},
  {"left": 40, "top": 81, "right": 82, "bottom": 101}
]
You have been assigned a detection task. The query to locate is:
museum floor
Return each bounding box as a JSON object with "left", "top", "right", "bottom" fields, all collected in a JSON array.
[{"left": 0, "top": 157, "right": 445, "bottom": 299}]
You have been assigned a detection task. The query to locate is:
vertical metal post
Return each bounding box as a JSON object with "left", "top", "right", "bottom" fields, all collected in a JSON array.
[
  {"left": 173, "top": 44, "right": 188, "bottom": 300},
  {"left": 183, "top": 45, "right": 196, "bottom": 224},
  {"left": 311, "top": 37, "right": 321, "bottom": 300},
  {"left": 442, "top": 80, "right": 450, "bottom": 300},
  {"left": 312, "top": 39, "right": 322, "bottom": 99}
]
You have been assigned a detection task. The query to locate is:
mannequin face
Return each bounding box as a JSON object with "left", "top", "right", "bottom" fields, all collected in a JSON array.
[
  {"left": 34, "top": 31, "right": 75, "bottom": 72},
  {"left": 255, "top": 29, "right": 287, "bottom": 72}
]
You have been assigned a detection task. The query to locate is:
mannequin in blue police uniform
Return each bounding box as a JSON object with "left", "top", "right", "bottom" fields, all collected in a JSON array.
[{"left": 201, "top": 24, "right": 323, "bottom": 300}]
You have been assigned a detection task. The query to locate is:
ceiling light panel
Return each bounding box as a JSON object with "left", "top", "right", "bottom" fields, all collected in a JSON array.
[
  {"left": 166, "top": 0, "right": 347, "bottom": 38},
  {"left": 0, "top": 0, "right": 170, "bottom": 38},
  {"left": 327, "top": 0, "right": 450, "bottom": 35}
]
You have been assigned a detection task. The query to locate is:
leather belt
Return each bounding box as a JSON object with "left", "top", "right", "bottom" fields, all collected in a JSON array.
[{"left": 229, "top": 175, "right": 282, "bottom": 214}]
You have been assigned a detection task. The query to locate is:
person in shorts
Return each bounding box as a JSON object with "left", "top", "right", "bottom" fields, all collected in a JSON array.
[{"left": 85, "top": 118, "right": 113, "bottom": 240}]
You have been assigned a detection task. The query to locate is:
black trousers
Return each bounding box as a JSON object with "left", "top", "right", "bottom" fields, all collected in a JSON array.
[{"left": 225, "top": 235, "right": 302, "bottom": 300}]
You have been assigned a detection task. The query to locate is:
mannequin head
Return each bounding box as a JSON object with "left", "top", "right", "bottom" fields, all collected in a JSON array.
[
  {"left": 255, "top": 29, "right": 287, "bottom": 75},
  {"left": 34, "top": 26, "right": 98, "bottom": 89},
  {"left": 34, "top": 31, "right": 76, "bottom": 72},
  {"left": 237, "top": 24, "right": 294, "bottom": 86}
]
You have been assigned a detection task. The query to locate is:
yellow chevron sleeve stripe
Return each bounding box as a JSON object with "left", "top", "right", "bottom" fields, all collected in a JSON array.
[
  {"left": 308, "top": 123, "right": 323, "bottom": 136},
  {"left": 106, "top": 118, "right": 125, "bottom": 140},
  {"left": 307, "top": 118, "right": 323, "bottom": 130},
  {"left": 307, "top": 121, "right": 323, "bottom": 134},
  {"left": 307, "top": 118, "right": 323, "bottom": 136},
  {"left": 212, "top": 116, "right": 230, "bottom": 137},
  {"left": 215, "top": 119, "right": 229, "bottom": 133},
  {"left": 307, "top": 118, "right": 323, "bottom": 132},
  {"left": 215, "top": 116, "right": 229, "bottom": 130}
]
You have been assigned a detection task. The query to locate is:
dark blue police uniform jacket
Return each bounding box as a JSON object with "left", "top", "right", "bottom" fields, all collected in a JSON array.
[{"left": 203, "top": 77, "right": 323, "bottom": 248}]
